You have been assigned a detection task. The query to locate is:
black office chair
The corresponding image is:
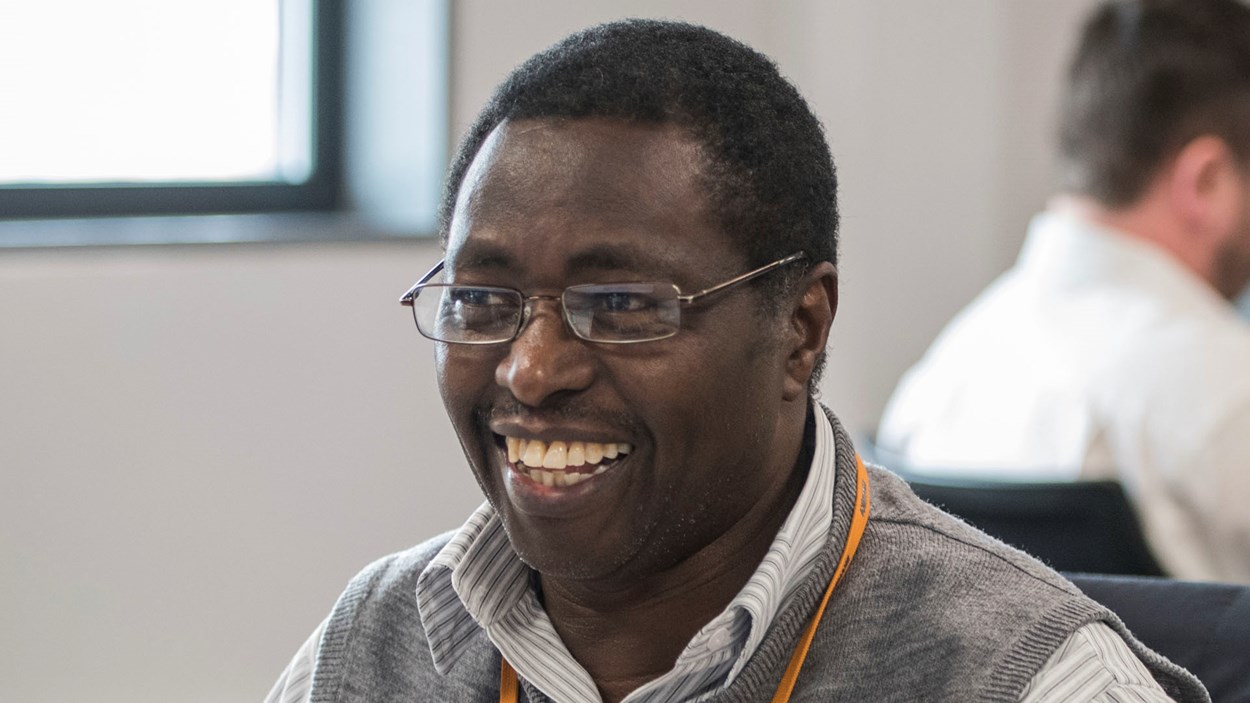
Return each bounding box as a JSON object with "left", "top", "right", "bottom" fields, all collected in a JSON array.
[
  {"left": 858, "top": 434, "right": 1165, "bottom": 576},
  {"left": 1065, "top": 572, "right": 1250, "bottom": 703}
]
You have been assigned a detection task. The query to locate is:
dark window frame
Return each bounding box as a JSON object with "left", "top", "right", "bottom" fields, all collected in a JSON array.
[{"left": 0, "top": 0, "right": 344, "bottom": 221}]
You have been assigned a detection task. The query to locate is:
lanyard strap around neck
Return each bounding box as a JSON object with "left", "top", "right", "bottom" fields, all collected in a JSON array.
[{"left": 500, "top": 454, "right": 872, "bottom": 703}]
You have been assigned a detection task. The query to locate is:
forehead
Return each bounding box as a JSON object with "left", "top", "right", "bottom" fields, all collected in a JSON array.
[{"left": 445, "top": 118, "right": 742, "bottom": 279}]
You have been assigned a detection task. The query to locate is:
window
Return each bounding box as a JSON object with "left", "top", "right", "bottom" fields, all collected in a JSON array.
[{"left": 0, "top": 0, "right": 343, "bottom": 219}]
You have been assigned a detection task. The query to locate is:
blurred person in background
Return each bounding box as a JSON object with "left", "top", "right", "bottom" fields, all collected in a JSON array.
[{"left": 880, "top": 0, "right": 1250, "bottom": 583}]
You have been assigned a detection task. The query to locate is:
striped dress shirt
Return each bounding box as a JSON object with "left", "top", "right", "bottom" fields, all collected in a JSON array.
[{"left": 267, "top": 409, "right": 1178, "bottom": 702}]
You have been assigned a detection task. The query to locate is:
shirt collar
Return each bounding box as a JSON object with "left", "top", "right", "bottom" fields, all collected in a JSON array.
[
  {"left": 1021, "top": 209, "right": 1231, "bottom": 315},
  {"left": 717, "top": 405, "right": 836, "bottom": 680}
]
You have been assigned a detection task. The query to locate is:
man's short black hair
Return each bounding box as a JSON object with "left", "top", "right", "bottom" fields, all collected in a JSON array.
[
  {"left": 1060, "top": 0, "right": 1250, "bottom": 206},
  {"left": 439, "top": 19, "right": 838, "bottom": 311}
]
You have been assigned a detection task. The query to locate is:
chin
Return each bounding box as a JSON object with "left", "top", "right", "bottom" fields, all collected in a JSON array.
[{"left": 504, "top": 518, "right": 643, "bottom": 582}]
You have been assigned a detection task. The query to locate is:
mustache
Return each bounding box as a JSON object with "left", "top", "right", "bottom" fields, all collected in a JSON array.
[{"left": 475, "top": 398, "right": 644, "bottom": 435}]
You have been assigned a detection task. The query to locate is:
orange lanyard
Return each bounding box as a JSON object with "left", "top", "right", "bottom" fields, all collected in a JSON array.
[{"left": 501, "top": 454, "right": 871, "bottom": 703}]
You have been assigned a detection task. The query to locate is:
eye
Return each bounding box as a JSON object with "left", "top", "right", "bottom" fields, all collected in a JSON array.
[
  {"left": 441, "top": 287, "right": 519, "bottom": 328},
  {"left": 594, "top": 290, "right": 653, "bottom": 314},
  {"left": 448, "top": 287, "right": 511, "bottom": 307}
]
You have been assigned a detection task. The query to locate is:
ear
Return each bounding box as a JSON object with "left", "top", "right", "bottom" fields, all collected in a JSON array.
[
  {"left": 1168, "top": 135, "right": 1244, "bottom": 240},
  {"left": 781, "top": 261, "right": 838, "bottom": 402}
]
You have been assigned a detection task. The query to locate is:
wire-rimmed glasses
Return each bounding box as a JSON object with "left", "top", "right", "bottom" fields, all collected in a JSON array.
[{"left": 398, "top": 251, "right": 807, "bottom": 344}]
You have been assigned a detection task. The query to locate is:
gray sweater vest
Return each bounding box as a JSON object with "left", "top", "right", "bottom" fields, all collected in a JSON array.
[{"left": 308, "top": 418, "right": 1208, "bottom": 702}]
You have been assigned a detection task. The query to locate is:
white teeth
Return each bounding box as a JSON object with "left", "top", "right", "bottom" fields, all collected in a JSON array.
[
  {"left": 523, "top": 440, "right": 546, "bottom": 468},
  {"left": 525, "top": 467, "right": 591, "bottom": 486},
  {"left": 585, "top": 442, "right": 604, "bottom": 464},
  {"left": 510, "top": 437, "right": 632, "bottom": 487},
  {"left": 508, "top": 438, "right": 632, "bottom": 470},
  {"left": 543, "top": 441, "right": 568, "bottom": 469}
]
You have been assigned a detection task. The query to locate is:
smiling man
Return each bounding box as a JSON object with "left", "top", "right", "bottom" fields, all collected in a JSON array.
[{"left": 267, "top": 20, "right": 1207, "bottom": 703}]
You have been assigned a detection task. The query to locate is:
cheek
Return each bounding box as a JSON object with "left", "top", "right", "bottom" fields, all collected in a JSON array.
[
  {"left": 434, "top": 348, "right": 462, "bottom": 418},
  {"left": 436, "top": 348, "right": 508, "bottom": 499},
  {"left": 646, "top": 336, "right": 777, "bottom": 457},
  {"left": 435, "top": 347, "right": 498, "bottom": 433},
  {"left": 433, "top": 345, "right": 456, "bottom": 404}
]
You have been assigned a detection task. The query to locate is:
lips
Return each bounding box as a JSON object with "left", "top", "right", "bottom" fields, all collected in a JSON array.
[{"left": 502, "top": 436, "right": 633, "bottom": 487}]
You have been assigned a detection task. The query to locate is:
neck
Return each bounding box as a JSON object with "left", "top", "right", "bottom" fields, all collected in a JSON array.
[
  {"left": 540, "top": 556, "right": 769, "bottom": 703},
  {"left": 539, "top": 407, "right": 815, "bottom": 703}
]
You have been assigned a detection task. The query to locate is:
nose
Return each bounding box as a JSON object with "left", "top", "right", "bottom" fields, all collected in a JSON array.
[{"left": 495, "top": 297, "right": 595, "bottom": 407}]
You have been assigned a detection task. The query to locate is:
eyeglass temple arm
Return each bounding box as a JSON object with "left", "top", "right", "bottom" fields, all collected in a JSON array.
[
  {"left": 399, "top": 260, "right": 447, "bottom": 306},
  {"left": 400, "top": 253, "right": 806, "bottom": 306},
  {"left": 676, "top": 252, "right": 807, "bottom": 304}
]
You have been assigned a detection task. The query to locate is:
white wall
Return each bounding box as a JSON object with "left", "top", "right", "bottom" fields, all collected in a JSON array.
[{"left": 0, "top": 1, "right": 1101, "bottom": 700}]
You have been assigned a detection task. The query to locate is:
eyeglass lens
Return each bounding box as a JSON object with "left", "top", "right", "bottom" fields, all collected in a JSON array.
[
  {"left": 411, "top": 283, "right": 683, "bottom": 343},
  {"left": 563, "top": 283, "right": 680, "bottom": 342}
]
